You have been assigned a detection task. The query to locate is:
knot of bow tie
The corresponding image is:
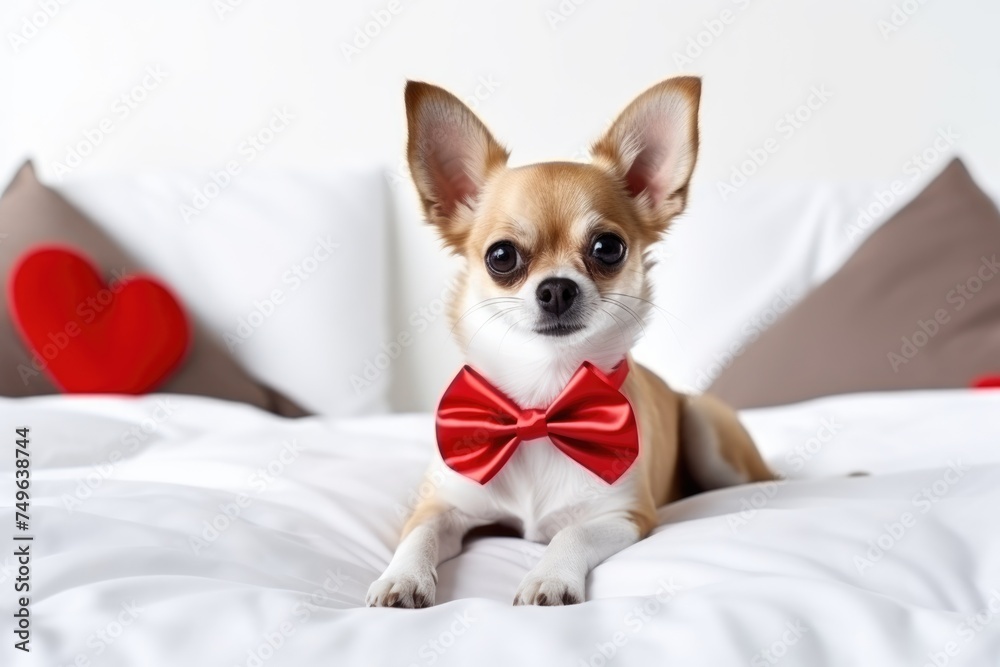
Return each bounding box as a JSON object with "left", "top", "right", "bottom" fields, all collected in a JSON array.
[{"left": 435, "top": 361, "right": 639, "bottom": 484}]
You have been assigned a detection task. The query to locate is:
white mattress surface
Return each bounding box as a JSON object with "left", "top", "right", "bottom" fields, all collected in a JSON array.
[{"left": 3, "top": 389, "right": 1000, "bottom": 666}]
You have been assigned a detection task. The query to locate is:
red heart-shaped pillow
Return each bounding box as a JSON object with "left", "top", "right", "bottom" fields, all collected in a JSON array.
[
  {"left": 9, "top": 246, "right": 190, "bottom": 394},
  {"left": 972, "top": 375, "right": 1000, "bottom": 389}
]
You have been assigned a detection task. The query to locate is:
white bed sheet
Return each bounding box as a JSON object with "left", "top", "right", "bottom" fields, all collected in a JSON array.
[{"left": 2, "top": 389, "right": 1000, "bottom": 666}]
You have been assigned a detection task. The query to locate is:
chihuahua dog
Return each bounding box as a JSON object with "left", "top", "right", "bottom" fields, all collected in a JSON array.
[{"left": 367, "top": 76, "right": 774, "bottom": 608}]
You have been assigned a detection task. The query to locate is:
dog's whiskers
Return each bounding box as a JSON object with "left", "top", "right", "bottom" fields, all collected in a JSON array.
[
  {"left": 600, "top": 297, "right": 647, "bottom": 337},
  {"left": 598, "top": 306, "right": 629, "bottom": 346},
  {"left": 451, "top": 297, "right": 524, "bottom": 334},
  {"left": 607, "top": 292, "right": 686, "bottom": 327},
  {"left": 498, "top": 314, "right": 532, "bottom": 350},
  {"left": 605, "top": 292, "right": 687, "bottom": 344},
  {"left": 466, "top": 305, "right": 523, "bottom": 349}
]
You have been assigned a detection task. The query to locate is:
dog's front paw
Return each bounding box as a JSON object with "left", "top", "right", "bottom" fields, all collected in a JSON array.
[
  {"left": 366, "top": 571, "right": 436, "bottom": 608},
  {"left": 513, "top": 570, "right": 584, "bottom": 606}
]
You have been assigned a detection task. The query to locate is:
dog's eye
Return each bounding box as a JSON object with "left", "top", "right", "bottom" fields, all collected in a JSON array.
[
  {"left": 486, "top": 241, "right": 520, "bottom": 275},
  {"left": 591, "top": 234, "right": 626, "bottom": 266}
]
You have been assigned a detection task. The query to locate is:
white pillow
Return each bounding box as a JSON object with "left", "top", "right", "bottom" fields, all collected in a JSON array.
[
  {"left": 632, "top": 175, "right": 935, "bottom": 393},
  {"left": 56, "top": 167, "right": 389, "bottom": 416}
]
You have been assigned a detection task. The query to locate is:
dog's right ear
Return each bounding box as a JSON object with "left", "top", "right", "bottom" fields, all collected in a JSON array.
[{"left": 405, "top": 81, "right": 509, "bottom": 249}]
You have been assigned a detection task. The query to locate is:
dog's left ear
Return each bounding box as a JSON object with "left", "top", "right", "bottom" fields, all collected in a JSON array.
[{"left": 591, "top": 76, "right": 701, "bottom": 232}]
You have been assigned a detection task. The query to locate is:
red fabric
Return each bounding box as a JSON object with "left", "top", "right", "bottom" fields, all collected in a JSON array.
[
  {"left": 8, "top": 246, "right": 190, "bottom": 394},
  {"left": 436, "top": 361, "right": 638, "bottom": 484},
  {"left": 972, "top": 374, "right": 1000, "bottom": 389}
]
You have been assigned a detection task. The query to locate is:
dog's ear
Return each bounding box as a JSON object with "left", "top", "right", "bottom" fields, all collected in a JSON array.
[
  {"left": 591, "top": 76, "right": 701, "bottom": 233},
  {"left": 405, "top": 81, "right": 509, "bottom": 249}
]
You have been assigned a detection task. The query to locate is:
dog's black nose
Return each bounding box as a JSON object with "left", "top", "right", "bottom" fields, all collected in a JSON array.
[{"left": 536, "top": 278, "right": 579, "bottom": 316}]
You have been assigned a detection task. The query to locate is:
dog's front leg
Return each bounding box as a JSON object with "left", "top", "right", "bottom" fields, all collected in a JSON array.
[
  {"left": 366, "top": 500, "right": 477, "bottom": 608},
  {"left": 514, "top": 514, "right": 640, "bottom": 606}
]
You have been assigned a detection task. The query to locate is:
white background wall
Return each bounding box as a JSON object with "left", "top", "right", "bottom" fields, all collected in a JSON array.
[{"left": 2, "top": 0, "right": 998, "bottom": 410}]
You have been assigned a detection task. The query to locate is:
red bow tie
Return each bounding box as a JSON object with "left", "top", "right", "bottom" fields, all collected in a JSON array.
[{"left": 435, "top": 361, "right": 639, "bottom": 485}]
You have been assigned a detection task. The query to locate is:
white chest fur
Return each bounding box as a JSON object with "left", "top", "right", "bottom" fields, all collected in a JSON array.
[
  {"left": 431, "top": 320, "right": 641, "bottom": 543},
  {"left": 431, "top": 438, "right": 639, "bottom": 542}
]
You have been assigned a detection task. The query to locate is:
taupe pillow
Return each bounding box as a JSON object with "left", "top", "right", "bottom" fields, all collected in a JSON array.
[
  {"left": 710, "top": 158, "right": 1000, "bottom": 408},
  {"left": 0, "top": 161, "right": 307, "bottom": 416}
]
